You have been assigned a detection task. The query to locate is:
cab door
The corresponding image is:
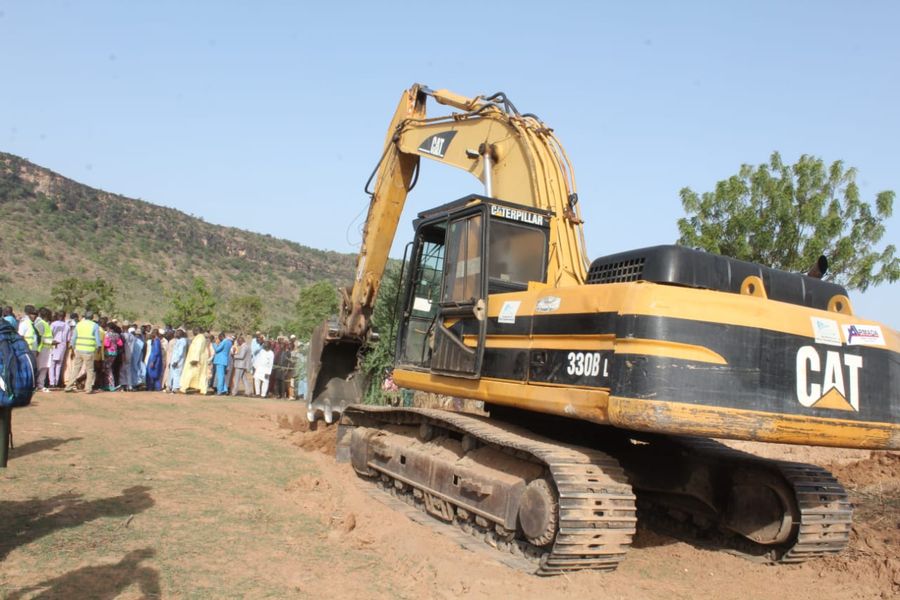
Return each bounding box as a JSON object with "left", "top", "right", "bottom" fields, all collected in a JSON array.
[
  {"left": 396, "top": 222, "right": 447, "bottom": 370},
  {"left": 430, "top": 211, "right": 487, "bottom": 378}
]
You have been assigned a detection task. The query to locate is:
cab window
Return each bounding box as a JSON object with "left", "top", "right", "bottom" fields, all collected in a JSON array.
[
  {"left": 488, "top": 220, "right": 547, "bottom": 292},
  {"left": 442, "top": 214, "right": 483, "bottom": 303}
]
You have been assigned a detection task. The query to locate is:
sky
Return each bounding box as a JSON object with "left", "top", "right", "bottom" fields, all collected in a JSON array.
[{"left": 1, "top": 1, "right": 897, "bottom": 327}]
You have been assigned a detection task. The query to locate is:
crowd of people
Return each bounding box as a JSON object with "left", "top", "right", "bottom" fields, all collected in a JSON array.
[{"left": 2, "top": 304, "right": 307, "bottom": 399}]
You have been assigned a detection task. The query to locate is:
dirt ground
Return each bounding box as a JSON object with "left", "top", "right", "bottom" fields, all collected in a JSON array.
[{"left": 1, "top": 393, "right": 897, "bottom": 599}]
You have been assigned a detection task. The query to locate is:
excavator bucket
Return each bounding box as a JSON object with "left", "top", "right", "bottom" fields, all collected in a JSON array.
[{"left": 305, "top": 320, "right": 367, "bottom": 424}]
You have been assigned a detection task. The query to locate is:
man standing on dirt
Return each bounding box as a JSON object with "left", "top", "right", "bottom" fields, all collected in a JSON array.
[
  {"left": 66, "top": 311, "right": 101, "bottom": 394},
  {"left": 231, "top": 335, "right": 252, "bottom": 396},
  {"left": 212, "top": 332, "right": 233, "bottom": 395},
  {"left": 34, "top": 307, "right": 55, "bottom": 392},
  {"left": 49, "top": 311, "right": 69, "bottom": 388},
  {"left": 179, "top": 329, "right": 211, "bottom": 394},
  {"left": 252, "top": 341, "right": 274, "bottom": 398},
  {"left": 17, "top": 305, "right": 38, "bottom": 357},
  {"left": 167, "top": 329, "right": 187, "bottom": 393},
  {"left": 250, "top": 331, "right": 266, "bottom": 372}
]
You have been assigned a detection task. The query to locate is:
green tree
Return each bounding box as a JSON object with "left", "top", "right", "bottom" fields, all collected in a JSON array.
[
  {"left": 219, "top": 294, "right": 263, "bottom": 333},
  {"left": 291, "top": 281, "right": 339, "bottom": 341},
  {"left": 165, "top": 277, "right": 217, "bottom": 330},
  {"left": 84, "top": 279, "right": 117, "bottom": 315},
  {"left": 677, "top": 152, "right": 898, "bottom": 291},
  {"left": 50, "top": 277, "right": 117, "bottom": 315},
  {"left": 51, "top": 278, "right": 86, "bottom": 313},
  {"left": 360, "top": 263, "right": 403, "bottom": 403}
]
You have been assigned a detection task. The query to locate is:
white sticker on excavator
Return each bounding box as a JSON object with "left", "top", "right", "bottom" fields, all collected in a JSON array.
[
  {"left": 810, "top": 317, "right": 842, "bottom": 346},
  {"left": 412, "top": 297, "right": 432, "bottom": 313},
  {"left": 535, "top": 296, "right": 561, "bottom": 313},
  {"left": 842, "top": 324, "right": 885, "bottom": 346},
  {"left": 498, "top": 300, "right": 521, "bottom": 324}
]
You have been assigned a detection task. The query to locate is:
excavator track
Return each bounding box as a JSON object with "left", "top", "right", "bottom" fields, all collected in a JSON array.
[
  {"left": 341, "top": 406, "right": 637, "bottom": 575},
  {"left": 635, "top": 437, "right": 852, "bottom": 563}
]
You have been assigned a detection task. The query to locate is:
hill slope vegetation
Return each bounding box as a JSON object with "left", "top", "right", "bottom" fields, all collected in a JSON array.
[{"left": 0, "top": 151, "right": 355, "bottom": 324}]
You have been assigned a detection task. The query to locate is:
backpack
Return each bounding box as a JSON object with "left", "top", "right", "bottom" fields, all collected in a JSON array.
[{"left": 0, "top": 320, "right": 36, "bottom": 408}]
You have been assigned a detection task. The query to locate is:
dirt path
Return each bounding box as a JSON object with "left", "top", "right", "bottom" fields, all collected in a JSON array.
[{"left": 1, "top": 393, "right": 897, "bottom": 599}]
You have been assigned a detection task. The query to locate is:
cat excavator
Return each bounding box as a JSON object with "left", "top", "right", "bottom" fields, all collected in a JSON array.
[{"left": 306, "top": 84, "right": 899, "bottom": 575}]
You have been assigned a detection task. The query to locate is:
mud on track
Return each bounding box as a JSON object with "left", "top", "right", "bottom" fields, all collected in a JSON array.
[{"left": 1, "top": 392, "right": 896, "bottom": 599}]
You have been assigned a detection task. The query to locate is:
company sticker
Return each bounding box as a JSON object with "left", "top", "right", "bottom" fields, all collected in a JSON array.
[
  {"left": 842, "top": 324, "right": 886, "bottom": 346},
  {"left": 498, "top": 300, "right": 521, "bottom": 324},
  {"left": 810, "top": 316, "right": 842, "bottom": 346},
  {"left": 535, "top": 296, "right": 561, "bottom": 313}
]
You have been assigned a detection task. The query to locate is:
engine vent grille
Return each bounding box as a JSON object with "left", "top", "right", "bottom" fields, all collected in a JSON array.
[{"left": 587, "top": 257, "right": 646, "bottom": 283}]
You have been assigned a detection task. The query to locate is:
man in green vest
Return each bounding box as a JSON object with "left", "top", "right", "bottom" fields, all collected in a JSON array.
[
  {"left": 35, "top": 307, "right": 55, "bottom": 392},
  {"left": 17, "top": 305, "right": 38, "bottom": 356},
  {"left": 65, "top": 310, "right": 102, "bottom": 393}
]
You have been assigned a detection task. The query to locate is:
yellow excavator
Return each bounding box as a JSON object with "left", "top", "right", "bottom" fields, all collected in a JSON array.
[{"left": 306, "top": 84, "right": 899, "bottom": 575}]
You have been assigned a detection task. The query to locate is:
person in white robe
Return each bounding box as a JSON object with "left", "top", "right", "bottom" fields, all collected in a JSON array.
[{"left": 252, "top": 342, "right": 274, "bottom": 398}]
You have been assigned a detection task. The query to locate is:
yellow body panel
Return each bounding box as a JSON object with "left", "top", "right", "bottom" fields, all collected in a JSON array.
[
  {"left": 392, "top": 369, "right": 611, "bottom": 424},
  {"left": 609, "top": 396, "right": 900, "bottom": 450},
  {"left": 395, "top": 279, "right": 900, "bottom": 450}
]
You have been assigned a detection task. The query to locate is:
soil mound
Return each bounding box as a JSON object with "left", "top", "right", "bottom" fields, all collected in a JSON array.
[
  {"left": 821, "top": 451, "right": 900, "bottom": 595},
  {"left": 276, "top": 414, "right": 338, "bottom": 454},
  {"left": 826, "top": 451, "right": 900, "bottom": 489}
]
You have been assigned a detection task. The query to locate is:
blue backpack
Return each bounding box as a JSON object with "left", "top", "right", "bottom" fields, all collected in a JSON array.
[{"left": 0, "top": 319, "right": 36, "bottom": 408}]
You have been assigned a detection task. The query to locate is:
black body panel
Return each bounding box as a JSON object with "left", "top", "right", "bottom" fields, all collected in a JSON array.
[{"left": 587, "top": 245, "right": 847, "bottom": 311}]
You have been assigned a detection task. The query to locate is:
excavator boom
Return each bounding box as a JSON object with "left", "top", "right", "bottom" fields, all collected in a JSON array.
[{"left": 345, "top": 84, "right": 589, "bottom": 339}]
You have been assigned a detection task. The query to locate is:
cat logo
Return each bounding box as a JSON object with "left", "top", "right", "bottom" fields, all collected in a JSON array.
[
  {"left": 795, "top": 346, "right": 862, "bottom": 412},
  {"left": 417, "top": 131, "right": 457, "bottom": 159}
]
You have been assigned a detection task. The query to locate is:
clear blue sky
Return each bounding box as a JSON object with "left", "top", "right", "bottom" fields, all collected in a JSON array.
[{"left": 2, "top": 1, "right": 897, "bottom": 327}]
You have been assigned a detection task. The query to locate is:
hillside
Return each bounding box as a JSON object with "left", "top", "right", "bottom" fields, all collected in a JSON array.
[{"left": 0, "top": 151, "right": 356, "bottom": 325}]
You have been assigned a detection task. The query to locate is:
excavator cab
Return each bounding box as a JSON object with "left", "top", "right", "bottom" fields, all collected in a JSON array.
[{"left": 396, "top": 195, "right": 551, "bottom": 378}]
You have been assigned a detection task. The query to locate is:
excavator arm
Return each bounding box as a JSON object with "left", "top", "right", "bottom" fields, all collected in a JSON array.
[
  {"left": 307, "top": 84, "right": 592, "bottom": 415},
  {"left": 345, "top": 84, "right": 590, "bottom": 339}
]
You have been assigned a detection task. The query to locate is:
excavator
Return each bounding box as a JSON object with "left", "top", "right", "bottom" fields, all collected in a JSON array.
[{"left": 305, "top": 84, "right": 899, "bottom": 575}]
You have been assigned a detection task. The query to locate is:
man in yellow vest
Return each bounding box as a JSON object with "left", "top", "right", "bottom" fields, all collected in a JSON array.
[
  {"left": 65, "top": 311, "right": 102, "bottom": 393},
  {"left": 35, "top": 307, "right": 55, "bottom": 392},
  {"left": 17, "top": 305, "right": 38, "bottom": 356}
]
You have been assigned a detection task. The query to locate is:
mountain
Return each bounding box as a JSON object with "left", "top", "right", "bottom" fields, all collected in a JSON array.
[{"left": 0, "top": 151, "right": 356, "bottom": 325}]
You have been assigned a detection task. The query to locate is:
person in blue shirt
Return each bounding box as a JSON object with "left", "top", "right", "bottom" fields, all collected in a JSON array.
[
  {"left": 166, "top": 330, "right": 188, "bottom": 393},
  {"left": 145, "top": 330, "right": 164, "bottom": 391},
  {"left": 212, "top": 332, "right": 234, "bottom": 395}
]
